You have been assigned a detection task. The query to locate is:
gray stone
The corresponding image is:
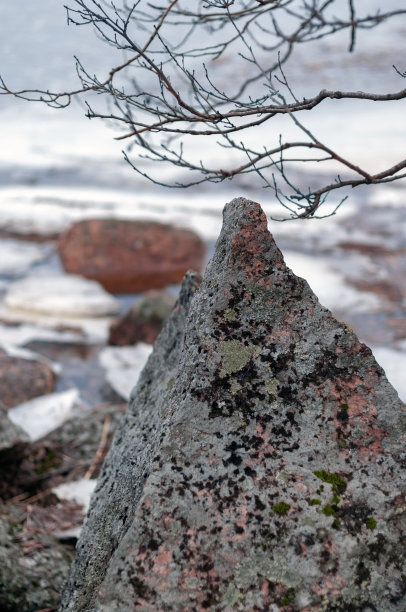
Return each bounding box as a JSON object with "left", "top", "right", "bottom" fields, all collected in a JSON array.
[
  {"left": 60, "top": 198, "right": 406, "bottom": 611},
  {"left": 0, "top": 401, "right": 29, "bottom": 451},
  {"left": 0, "top": 509, "right": 73, "bottom": 611}
]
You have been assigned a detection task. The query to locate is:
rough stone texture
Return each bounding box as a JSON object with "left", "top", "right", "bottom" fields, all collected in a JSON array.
[
  {"left": 58, "top": 218, "right": 206, "bottom": 293},
  {"left": 59, "top": 198, "right": 406, "bottom": 612},
  {"left": 109, "top": 291, "right": 176, "bottom": 345},
  {"left": 0, "top": 347, "right": 56, "bottom": 409},
  {"left": 0, "top": 509, "right": 73, "bottom": 611},
  {"left": 0, "top": 402, "right": 125, "bottom": 499}
]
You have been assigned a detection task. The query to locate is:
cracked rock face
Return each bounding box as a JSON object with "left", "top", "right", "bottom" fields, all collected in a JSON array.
[{"left": 59, "top": 198, "right": 406, "bottom": 612}]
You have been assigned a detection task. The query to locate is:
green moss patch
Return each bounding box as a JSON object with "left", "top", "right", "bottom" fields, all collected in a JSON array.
[
  {"left": 273, "top": 502, "right": 291, "bottom": 516},
  {"left": 365, "top": 517, "right": 377, "bottom": 531},
  {"left": 314, "top": 470, "right": 347, "bottom": 495}
]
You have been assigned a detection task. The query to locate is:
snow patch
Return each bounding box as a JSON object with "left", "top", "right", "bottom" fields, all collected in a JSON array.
[
  {"left": 371, "top": 346, "right": 406, "bottom": 403},
  {"left": 53, "top": 478, "right": 97, "bottom": 513},
  {"left": 4, "top": 275, "right": 119, "bottom": 317},
  {"left": 98, "top": 343, "right": 153, "bottom": 400},
  {"left": 8, "top": 388, "right": 81, "bottom": 441},
  {"left": 284, "top": 251, "right": 382, "bottom": 313},
  {"left": 0, "top": 239, "right": 52, "bottom": 277}
]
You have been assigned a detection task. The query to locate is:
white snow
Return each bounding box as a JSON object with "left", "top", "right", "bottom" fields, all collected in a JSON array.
[
  {"left": 98, "top": 343, "right": 153, "bottom": 400},
  {"left": 53, "top": 478, "right": 97, "bottom": 513},
  {"left": 371, "top": 347, "right": 406, "bottom": 403},
  {"left": 0, "top": 321, "right": 88, "bottom": 347},
  {"left": 0, "top": 239, "right": 52, "bottom": 276},
  {"left": 283, "top": 252, "right": 382, "bottom": 313},
  {"left": 4, "top": 275, "right": 119, "bottom": 317},
  {"left": 8, "top": 388, "right": 81, "bottom": 442}
]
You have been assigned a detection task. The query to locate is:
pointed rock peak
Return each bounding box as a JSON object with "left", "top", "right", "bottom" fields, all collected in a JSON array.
[
  {"left": 208, "top": 197, "right": 285, "bottom": 285},
  {"left": 60, "top": 198, "right": 406, "bottom": 612}
]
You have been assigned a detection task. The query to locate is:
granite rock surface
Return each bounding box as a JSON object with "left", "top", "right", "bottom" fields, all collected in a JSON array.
[{"left": 59, "top": 198, "right": 406, "bottom": 611}]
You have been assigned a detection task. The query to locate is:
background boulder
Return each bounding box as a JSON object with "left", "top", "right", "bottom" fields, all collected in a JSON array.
[
  {"left": 58, "top": 218, "right": 206, "bottom": 293},
  {"left": 0, "top": 345, "right": 56, "bottom": 409},
  {"left": 109, "top": 291, "right": 176, "bottom": 346},
  {"left": 60, "top": 198, "right": 406, "bottom": 612}
]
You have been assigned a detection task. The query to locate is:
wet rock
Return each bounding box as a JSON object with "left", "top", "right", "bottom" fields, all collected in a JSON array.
[
  {"left": 58, "top": 218, "right": 206, "bottom": 293},
  {"left": 0, "top": 345, "right": 56, "bottom": 409},
  {"left": 60, "top": 198, "right": 406, "bottom": 612},
  {"left": 109, "top": 291, "right": 176, "bottom": 345}
]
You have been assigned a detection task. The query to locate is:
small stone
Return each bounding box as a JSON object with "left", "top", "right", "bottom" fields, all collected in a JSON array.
[
  {"left": 109, "top": 291, "right": 176, "bottom": 345},
  {"left": 0, "top": 345, "right": 56, "bottom": 409}
]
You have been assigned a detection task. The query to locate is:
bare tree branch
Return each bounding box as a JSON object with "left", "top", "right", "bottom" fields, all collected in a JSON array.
[{"left": 1, "top": 0, "right": 405, "bottom": 218}]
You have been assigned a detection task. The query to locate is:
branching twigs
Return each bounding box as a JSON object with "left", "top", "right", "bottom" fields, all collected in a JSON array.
[{"left": 0, "top": 0, "right": 405, "bottom": 218}]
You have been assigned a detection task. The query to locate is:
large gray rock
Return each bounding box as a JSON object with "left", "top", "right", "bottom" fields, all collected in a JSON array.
[{"left": 60, "top": 198, "right": 406, "bottom": 611}]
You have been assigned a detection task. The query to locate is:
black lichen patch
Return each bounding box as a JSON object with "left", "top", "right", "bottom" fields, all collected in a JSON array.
[{"left": 338, "top": 504, "right": 376, "bottom": 535}]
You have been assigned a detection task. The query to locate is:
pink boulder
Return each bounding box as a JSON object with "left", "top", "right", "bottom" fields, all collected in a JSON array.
[
  {"left": 0, "top": 348, "right": 56, "bottom": 409},
  {"left": 58, "top": 219, "right": 206, "bottom": 293}
]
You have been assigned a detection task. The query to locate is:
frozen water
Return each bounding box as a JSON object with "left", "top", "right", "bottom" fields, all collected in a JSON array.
[{"left": 0, "top": 239, "right": 52, "bottom": 277}]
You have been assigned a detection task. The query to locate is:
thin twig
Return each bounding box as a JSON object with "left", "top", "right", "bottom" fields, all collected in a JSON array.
[{"left": 84, "top": 415, "right": 112, "bottom": 479}]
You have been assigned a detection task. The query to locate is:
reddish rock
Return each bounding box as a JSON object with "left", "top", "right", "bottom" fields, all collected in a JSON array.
[
  {"left": 338, "top": 241, "right": 406, "bottom": 256},
  {"left": 0, "top": 348, "right": 56, "bottom": 409},
  {"left": 109, "top": 291, "right": 176, "bottom": 345},
  {"left": 58, "top": 219, "right": 206, "bottom": 293}
]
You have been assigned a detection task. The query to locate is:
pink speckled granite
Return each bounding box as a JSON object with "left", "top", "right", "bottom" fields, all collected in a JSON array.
[{"left": 60, "top": 198, "right": 406, "bottom": 612}]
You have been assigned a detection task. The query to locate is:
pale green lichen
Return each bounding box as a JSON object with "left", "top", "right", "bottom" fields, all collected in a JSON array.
[
  {"left": 233, "top": 551, "right": 302, "bottom": 591},
  {"left": 265, "top": 379, "right": 279, "bottom": 396},
  {"left": 218, "top": 340, "right": 257, "bottom": 378},
  {"left": 220, "top": 582, "right": 243, "bottom": 607},
  {"left": 229, "top": 378, "right": 242, "bottom": 393},
  {"left": 223, "top": 308, "right": 238, "bottom": 321}
]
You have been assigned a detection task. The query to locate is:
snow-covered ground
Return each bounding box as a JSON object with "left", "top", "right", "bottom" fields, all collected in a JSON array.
[{"left": 0, "top": 0, "right": 405, "bottom": 452}]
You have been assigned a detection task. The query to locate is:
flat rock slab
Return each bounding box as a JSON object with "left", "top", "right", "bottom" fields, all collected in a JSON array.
[
  {"left": 58, "top": 218, "right": 206, "bottom": 293},
  {"left": 60, "top": 198, "right": 406, "bottom": 612}
]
